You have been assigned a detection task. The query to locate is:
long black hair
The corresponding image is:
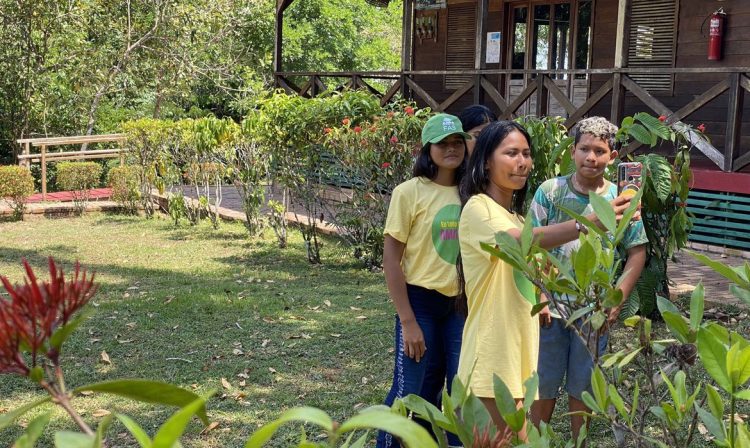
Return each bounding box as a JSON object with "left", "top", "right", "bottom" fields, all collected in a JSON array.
[
  {"left": 455, "top": 120, "right": 533, "bottom": 316},
  {"left": 459, "top": 120, "right": 532, "bottom": 214},
  {"left": 412, "top": 138, "right": 467, "bottom": 186},
  {"left": 458, "top": 104, "right": 497, "bottom": 132}
]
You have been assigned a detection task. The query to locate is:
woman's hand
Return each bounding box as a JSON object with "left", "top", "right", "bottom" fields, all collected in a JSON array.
[
  {"left": 401, "top": 319, "right": 426, "bottom": 362},
  {"left": 538, "top": 294, "right": 553, "bottom": 328}
]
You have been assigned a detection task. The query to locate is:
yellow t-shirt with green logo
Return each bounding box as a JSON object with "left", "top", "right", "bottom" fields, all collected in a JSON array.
[
  {"left": 384, "top": 177, "right": 461, "bottom": 297},
  {"left": 457, "top": 194, "right": 539, "bottom": 398}
]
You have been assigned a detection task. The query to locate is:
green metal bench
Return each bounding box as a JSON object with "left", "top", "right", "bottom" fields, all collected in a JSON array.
[{"left": 687, "top": 189, "right": 750, "bottom": 250}]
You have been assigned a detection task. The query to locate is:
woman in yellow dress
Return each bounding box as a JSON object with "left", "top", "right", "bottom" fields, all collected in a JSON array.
[{"left": 456, "top": 121, "right": 634, "bottom": 440}]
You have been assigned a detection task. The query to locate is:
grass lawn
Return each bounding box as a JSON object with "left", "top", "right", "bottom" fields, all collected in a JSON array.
[{"left": 0, "top": 213, "right": 747, "bottom": 447}]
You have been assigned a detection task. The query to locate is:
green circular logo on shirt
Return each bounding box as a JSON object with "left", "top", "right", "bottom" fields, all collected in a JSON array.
[
  {"left": 513, "top": 269, "right": 537, "bottom": 305},
  {"left": 431, "top": 204, "right": 461, "bottom": 263}
]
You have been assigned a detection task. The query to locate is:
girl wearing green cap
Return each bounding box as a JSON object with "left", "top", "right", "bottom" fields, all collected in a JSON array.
[{"left": 377, "top": 113, "right": 471, "bottom": 448}]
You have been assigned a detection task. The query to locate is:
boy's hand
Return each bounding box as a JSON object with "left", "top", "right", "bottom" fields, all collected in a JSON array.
[
  {"left": 401, "top": 320, "right": 426, "bottom": 362},
  {"left": 611, "top": 195, "right": 641, "bottom": 222},
  {"left": 587, "top": 196, "right": 641, "bottom": 230}
]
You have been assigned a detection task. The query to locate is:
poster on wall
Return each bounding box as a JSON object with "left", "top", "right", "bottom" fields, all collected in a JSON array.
[
  {"left": 486, "top": 32, "right": 501, "bottom": 64},
  {"left": 415, "top": 0, "right": 446, "bottom": 10}
]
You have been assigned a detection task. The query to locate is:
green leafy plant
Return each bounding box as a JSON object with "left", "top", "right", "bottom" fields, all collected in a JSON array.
[
  {"left": 245, "top": 405, "right": 438, "bottom": 448},
  {"left": 230, "top": 115, "right": 271, "bottom": 236},
  {"left": 616, "top": 113, "right": 695, "bottom": 317},
  {"left": 122, "top": 119, "right": 181, "bottom": 217},
  {"left": 323, "top": 101, "right": 427, "bottom": 267},
  {"left": 0, "top": 258, "right": 211, "bottom": 446},
  {"left": 267, "top": 198, "right": 288, "bottom": 249},
  {"left": 485, "top": 194, "right": 750, "bottom": 447},
  {"left": 515, "top": 115, "right": 575, "bottom": 205},
  {"left": 254, "top": 89, "right": 383, "bottom": 263},
  {"left": 0, "top": 165, "right": 34, "bottom": 220},
  {"left": 107, "top": 165, "right": 140, "bottom": 214},
  {"left": 55, "top": 161, "right": 103, "bottom": 215}
]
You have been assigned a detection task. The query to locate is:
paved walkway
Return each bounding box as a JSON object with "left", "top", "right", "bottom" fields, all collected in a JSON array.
[
  {"left": 27, "top": 188, "right": 113, "bottom": 203},
  {"left": 668, "top": 249, "right": 746, "bottom": 306}
]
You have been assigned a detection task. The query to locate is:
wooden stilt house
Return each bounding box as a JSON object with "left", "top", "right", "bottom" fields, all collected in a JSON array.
[{"left": 274, "top": 0, "right": 750, "bottom": 251}]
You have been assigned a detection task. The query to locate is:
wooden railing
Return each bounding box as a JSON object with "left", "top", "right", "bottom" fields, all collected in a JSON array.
[
  {"left": 275, "top": 67, "right": 750, "bottom": 173},
  {"left": 16, "top": 134, "right": 127, "bottom": 200}
]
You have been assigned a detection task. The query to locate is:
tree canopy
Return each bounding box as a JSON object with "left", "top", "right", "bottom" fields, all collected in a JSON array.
[{"left": 0, "top": 0, "right": 402, "bottom": 162}]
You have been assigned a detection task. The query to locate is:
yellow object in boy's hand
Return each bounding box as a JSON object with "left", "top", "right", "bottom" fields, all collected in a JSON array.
[{"left": 619, "top": 187, "right": 638, "bottom": 199}]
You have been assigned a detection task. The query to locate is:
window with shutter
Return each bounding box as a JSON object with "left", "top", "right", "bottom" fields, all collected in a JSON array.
[
  {"left": 445, "top": 4, "right": 476, "bottom": 90},
  {"left": 627, "top": 0, "right": 678, "bottom": 93}
]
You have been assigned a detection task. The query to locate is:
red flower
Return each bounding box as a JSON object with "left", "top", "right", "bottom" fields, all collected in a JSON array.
[
  {"left": 324, "top": 127, "right": 333, "bottom": 134},
  {"left": 658, "top": 115, "right": 667, "bottom": 122},
  {"left": 353, "top": 126, "right": 362, "bottom": 134},
  {"left": 697, "top": 123, "right": 706, "bottom": 133},
  {"left": 0, "top": 258, "right": 97, "bottom": 375},
  {"left": 405, "top": 106, "right": 415, "bottom": 116},
  {"left": 387, "top": 112, "right": 395, "bottom": 118},
  {"left": 390, "top": 136, "right": 399, "bottom": 144},
  {"left": 381, "top": 162, "right": 391, "bottom": 169},
  {"left": 342, "top": 118, "right": 351, "bottom": 126},
  {"left": 369, "top": 126, "right": 377, "bottom": 132}
]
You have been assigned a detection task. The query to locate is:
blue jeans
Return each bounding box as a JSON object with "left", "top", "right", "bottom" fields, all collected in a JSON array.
[
  {"left": 538, "top": 317, "right": 609, "bottom": 401},
  {"left": 376, "top": 284, "right": 464, "bottom": 448}
]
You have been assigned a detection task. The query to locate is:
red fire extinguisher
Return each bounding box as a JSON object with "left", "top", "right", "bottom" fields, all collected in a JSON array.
[{"left": 708, "top": 7, "right": 726, "bottom": 61}]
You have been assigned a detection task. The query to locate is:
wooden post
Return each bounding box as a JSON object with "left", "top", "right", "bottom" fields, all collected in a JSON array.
[
  {"left": 611, "top": 73, "right": 625, "bottom": 125},
  {"left": 401, "top": 0, "right": 414, "bottom": 98},
  {"left": 535, "top": 75, "right": 548, "bottom": 117},
  {"left": 41, "top": 145, "right": 47, "bottom": 201},
  {"left": 611, "top": 0, "right": 630, "bottom": 125},
  {"left": 274, "top": 0, "right": 295, "bottom": 86},
  {"left": 23, "top": 142, "right": 30, "bottom": 169},
  {"left": 473, "top": 0, "right": 489, "bottom": 104},
  {"left": 614, "top": 0, "right": 630, "bottom": 69},
  {"left": 724, "top": 72, "right": 744, "bottom": 172}
]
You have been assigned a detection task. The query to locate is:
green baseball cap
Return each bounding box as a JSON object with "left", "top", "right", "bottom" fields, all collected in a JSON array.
[{"left": 421, "top": 113, "right": 472, "bottom": 146}]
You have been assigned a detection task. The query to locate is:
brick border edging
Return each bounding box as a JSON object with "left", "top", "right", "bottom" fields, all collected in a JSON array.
[
  {"left": 686, "top": 241, "right": 750, "bottom": 260},
  {"left": 0, "top": 200, "right": 126, "bottom": 218}
]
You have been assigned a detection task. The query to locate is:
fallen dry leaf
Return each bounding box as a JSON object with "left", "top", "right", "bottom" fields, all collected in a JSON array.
[
  {"left": 93, "top": 409, "right": 111, "bottom": 418},
  {"left": 221, "top": 378, "right": 232, "bottom": 389},
  {"left": 262, "top": 317, "right": 275, "bottom": 324},
  {"left": 350, "top": 306, "right": 362, "bottom": 311},
  {"left": 79, "top": 391, "right": 94, "bottom": 396},
  {"left": 200, "top": 422, "right": 220, "bottom": 435},
  {"left": 268, "top": 367, "right": 277, "bottom": 374},
  {"left": 232, "top": 349, "right": 244, "bottom": 356},
  {"left": 324, "top": 300, "right": 332, "bottom": 307},
  {"left": 100, "top": 351, "right": 111, "bottom": 365},
  {"left": 355, "top": 315, "right": 367, "bottom": 320},
  {"left": 261, "top": 339, "right": 271, "bottom": 347},
  {"left": 239, "top": 380, "right": 246, "bottom": 387},
  {"left": 330, "top": 333, "right": 342, "bottom": 338},
  {"left": 118, "top": 339, "right": 134, "bottom": 344},
  {"left": 125, "top": 322, "right": 136, "bottom": 329}
]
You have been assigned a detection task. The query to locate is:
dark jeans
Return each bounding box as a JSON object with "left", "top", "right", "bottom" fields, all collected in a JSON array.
[{"left": 376, "top": 284, "right": 465, "bottom": 448}]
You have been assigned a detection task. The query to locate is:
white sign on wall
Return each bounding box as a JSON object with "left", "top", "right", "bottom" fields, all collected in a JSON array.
[
  {"left": 415, "top": 0, "right": 446, "bottom": 10},
  {"left": 486, "top": 32, "right": 501, "bottom": 64}
]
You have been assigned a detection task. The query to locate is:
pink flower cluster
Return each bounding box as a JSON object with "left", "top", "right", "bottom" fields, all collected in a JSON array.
[{"left": 0, "top": 258, "right": 97, "bottom": 375}]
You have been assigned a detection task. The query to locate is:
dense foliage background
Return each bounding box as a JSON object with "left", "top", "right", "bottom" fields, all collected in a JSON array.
[{"left": 0, "top": 0, "right": 402, "bottom": 163}]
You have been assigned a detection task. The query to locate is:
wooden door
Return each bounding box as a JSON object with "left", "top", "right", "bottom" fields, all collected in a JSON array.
[{"left": 506, "top": 0, "right": 591, "bottom": 117}]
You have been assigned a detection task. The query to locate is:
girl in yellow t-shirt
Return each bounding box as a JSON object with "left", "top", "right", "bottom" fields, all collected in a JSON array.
[
  {"left": 377, "top": 113, "right": 471, "bottom": 448},
  {"left": 456, "top": 121, "right": 635, "bottom": 440}
]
